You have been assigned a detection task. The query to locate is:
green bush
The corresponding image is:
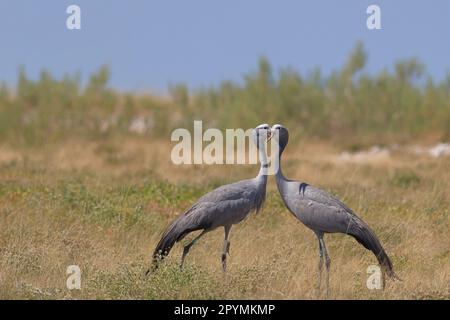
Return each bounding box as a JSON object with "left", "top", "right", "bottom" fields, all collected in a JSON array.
[{"left": 1, "top": 43, "right": 449, "bottom": 146}]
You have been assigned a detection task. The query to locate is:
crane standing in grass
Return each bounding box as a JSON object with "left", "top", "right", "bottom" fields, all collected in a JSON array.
[
  {"left": 270, "top": 124, "right": 398, "bottom": 296},
  {"left": 148, "top": 124, "right": 272, "bottom": 274}
]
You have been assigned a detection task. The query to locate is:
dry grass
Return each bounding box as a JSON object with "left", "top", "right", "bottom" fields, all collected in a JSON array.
[{"left": 0, "top": 137, "right": 449, "bottom": 299}]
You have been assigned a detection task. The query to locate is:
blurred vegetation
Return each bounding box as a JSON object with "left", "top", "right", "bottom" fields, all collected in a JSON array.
[
  {"left": 390, "top": 169, "right": 421, "bottom": 189},
  {"left": 1, "top": 42, "right": 449, "bottom": 147}
]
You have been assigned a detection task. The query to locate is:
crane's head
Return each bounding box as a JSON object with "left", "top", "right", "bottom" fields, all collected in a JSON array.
[
  {"left": 253, "top": 123, "right": 271, "bottom": 149},
  {"left": 271, "top": 124, "right": 289, "bottom": 154}
]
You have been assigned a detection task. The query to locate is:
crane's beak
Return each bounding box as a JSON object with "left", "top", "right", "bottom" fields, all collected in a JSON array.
[{"left": 267, "top": 129, "right": 273, "bottom": 141}]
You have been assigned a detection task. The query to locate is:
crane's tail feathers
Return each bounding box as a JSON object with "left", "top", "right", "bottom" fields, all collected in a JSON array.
[
  {"left": 152, "top": 227, "right": 180, "bottom": 262},
  {"left": 152, "top": 220, "right": 184, "bottom": 261},
  {"left": 349, "top": 224, "right": 400, "bottom": 281},
  {"left": 147, "top": 214, "right": 201, "bottom": 275}
]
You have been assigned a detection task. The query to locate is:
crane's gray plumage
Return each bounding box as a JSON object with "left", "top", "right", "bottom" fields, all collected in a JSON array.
[
  {"left": 272, "top": 124, "right": 398, "bottom": 295},
  {"left": 148, "top": 124, "right": 270, "bottom": 274}
]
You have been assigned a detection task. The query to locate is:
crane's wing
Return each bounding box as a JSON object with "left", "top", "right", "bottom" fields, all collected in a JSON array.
[
  {"left": 289, "top": 182, "right": 397, "bottom": 279},
  {"left": 152, "top": 178, "right": 262, "bottom": 262},
  {"left": 195, "top": 179, "right": 256, "bottom": 203},
  {"left": 288, "top": 183, "right": 358, "bottom": 233}
]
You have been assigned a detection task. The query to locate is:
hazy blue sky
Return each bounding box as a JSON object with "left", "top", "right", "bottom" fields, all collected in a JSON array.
[{"left": 0, "top": 0, "right": 449, "bottom": 92}]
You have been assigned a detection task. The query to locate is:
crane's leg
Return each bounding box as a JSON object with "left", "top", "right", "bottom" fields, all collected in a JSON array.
[
  {"left": 315, "top": 232, "right": 324, "bottom": 296},
  {"left": 221, "top": 225, "right": 231, "bottom": 272},
  {"left": 180, "top": 230, "right": 207, "bottom": 269},
  {"left": 319, "top": 236, "right": 331, "bottom": 298}
]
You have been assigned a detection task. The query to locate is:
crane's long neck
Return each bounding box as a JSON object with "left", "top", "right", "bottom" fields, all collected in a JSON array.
[
  {"left": 275, "top": 146, "right": 287, "bottom": 187},
  {"left": 256, "top": 142, "right": 269, "bottom": 183},
  {"left": 254, "top": 142, "right": 269, "bottom": 213}
]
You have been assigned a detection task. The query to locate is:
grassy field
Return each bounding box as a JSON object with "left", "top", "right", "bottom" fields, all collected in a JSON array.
[{"left": 0, "top": 137, "right": 448, "bottom": 299}]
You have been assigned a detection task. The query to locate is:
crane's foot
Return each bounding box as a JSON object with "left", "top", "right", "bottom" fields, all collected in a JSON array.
[
  {"left": 315, "top": 276, "right": 322, "bottom": 298},
  {"left": 324, "top": 257, "right": 331, "bottom": 299},
  {"left": 315, "top": 253, "right": 323, "bottom": 297}
]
